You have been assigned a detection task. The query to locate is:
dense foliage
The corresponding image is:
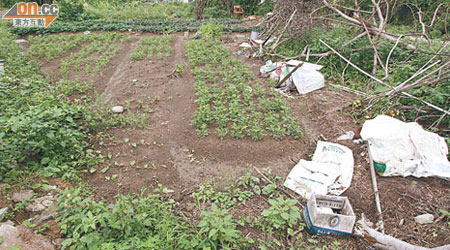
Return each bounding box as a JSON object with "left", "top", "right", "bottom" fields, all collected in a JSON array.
[
  {"left": 204, "top": 0, "right": 274, "bottom": 18},
  {"left": 84, "top": 1, "right": 194, "bottom": 20},
  {"left": 0, "top": 21, "right": 92, "bottom": 181}
]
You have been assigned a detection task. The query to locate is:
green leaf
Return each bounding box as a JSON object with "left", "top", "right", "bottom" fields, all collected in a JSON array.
[
  {"left": 281, "top": 212, "right": 289, "bottom": 220},
  {"left": 439, "top": 209, "right": 450, "bottom": 216},
  {"left": 7, "top": 247, "right": 22, "bottom": 250},
  {"left": 46, "top": 132, "right": 55, "bottom": 139},
  {"left": 261, "top": 210, "right": 271, "bottom": 217},
  {"left": 208, "top": 228, "right": 218, "bottom": 238},
  {"left": 41, "top": 157, "right": 51, "bottom": 165},
  {"left": 268, "top": 199, "right": 277, "bottom": 206}
]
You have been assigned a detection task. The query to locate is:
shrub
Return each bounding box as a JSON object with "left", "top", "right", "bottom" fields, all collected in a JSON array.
[
  {"left": 197, "top": 22, "right": 223, "bottom": 39},
  {"left": 55, "top": 0, "right": 84, "bottom": 21},
  {"left": 0, "top": 21, "right": 93, "bottom": 181}
]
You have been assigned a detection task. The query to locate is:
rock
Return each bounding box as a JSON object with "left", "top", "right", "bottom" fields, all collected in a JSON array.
[
  {"left": 0, "top": 207, "right": 9, "bottom": 217},
  {"left": 4, "top": 220, "right": 14, "bottom": 226},
  {"left": 111, "top": 106, "right": 124, "bottom": 113},
  {"left": 25, "top": 203, "right": 45, "bottom": 213},
  {"left": 33, "top": 202, "right": 59, "bottom": 225},
  {"left": 0, "top": 224, "right": 55, "bottom": 250},
  {"left": 14, "top": 39, "right": 28, "bottom": 44},
  {"left": 0, "top": 207, "right": 8, "bottom": 221},
  {"left": 414, "top": 213, "right": 434, "bottom": 224},
  {"left": 12, "top": 190, "right": 34, "bottom": 203},
  {"left": 398, "top": 218, "right": 405, "bottom": 227},
  {"left": 25, "top": 194, "right": 56, "bottom": 213},
  {"left": 52, "top": 238, "right": 65, "bottom": 248}
]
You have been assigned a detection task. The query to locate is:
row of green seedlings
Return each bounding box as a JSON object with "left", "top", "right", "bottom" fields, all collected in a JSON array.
[
  {"left": 131, "top": 35, "right": 172, "bottom": 60},
  {"left": 186, "top": 40, "right": 303, "bottom": 140},
  {"left": 28, "top": 33, "right": 103, "bottom": 62},
  {"left": 59, "top": 33, "right": 131, "bottom": 78},
  {"left": 28, "top": 33, "right": 151, "bottom": 130},
  {"left": 28, "top": 33, "right": 131, "bottom": 78}
]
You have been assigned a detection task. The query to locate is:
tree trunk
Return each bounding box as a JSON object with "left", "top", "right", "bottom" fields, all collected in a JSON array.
[{"left": 195, "top": 0, "right": 208, "bottom": 20}]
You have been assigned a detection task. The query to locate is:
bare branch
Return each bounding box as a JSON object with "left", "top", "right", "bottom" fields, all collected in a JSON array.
[
  {"left": 319, "top": 39, "right": 450, "bottom": 116},
  {"left": 263, "top": 47, "right": 372, "bottom": 60},
  {"left": 417, "top": 8, "right": 431, "bottom": 47},
  {"left": 322, "top": 0, "right": 361, "bottom": 25},
  {"left": 341, "top": 31, "right": 368, "bottom": 48},
  {"left": 430, "top": 3, "right": 445, "bottom": 27},
  {"left": 371, "top": 0, "right": 385, "bottom": 29},
  {"left": 384, "top": 35, "right": 403, "bottom": 80},
  {"left": 271, "top": 8, "right": 298, "bottom": 51}
]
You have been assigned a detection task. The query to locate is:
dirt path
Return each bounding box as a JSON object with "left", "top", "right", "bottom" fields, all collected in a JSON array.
[{"left": 102, "top": 39, "right": 140, "bottom": 103}]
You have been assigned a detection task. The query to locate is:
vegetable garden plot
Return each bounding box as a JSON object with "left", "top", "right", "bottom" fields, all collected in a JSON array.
[
  {"left": 27, "top": 33, "right": 132, "bottom": 96},
  {"left": 186, "top": 40, "right": 303, "bottom": 140},
  {"left": 131, "top": 35, "right": 173, "bottom": 60},
  {"left": 28, "top": 33, "right": 131, "bottom": 79}
]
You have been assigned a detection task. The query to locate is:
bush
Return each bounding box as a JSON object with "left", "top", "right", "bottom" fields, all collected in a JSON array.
[
  {"left": 55, "top": 0, "right": 84, "bottom": 21},
  {"left": 204, "top": 5, "right": 229, "bottom": 18},
  {"left": 196, "top": 22, "right": 223, "bottom": 39},
  {"left": 0, "top": 21, "right": 93, "bottom": 181}
]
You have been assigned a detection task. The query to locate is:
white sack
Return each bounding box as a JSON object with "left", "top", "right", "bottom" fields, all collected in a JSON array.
[
  {"left": 360, "top": 115, "right": 450, "bottom": 180},
  {"left": 287, "top": 60, "right": 325, "bottom": 94},
  {"left": 284, "top": 141, "right": 354, "bottom": 199}
]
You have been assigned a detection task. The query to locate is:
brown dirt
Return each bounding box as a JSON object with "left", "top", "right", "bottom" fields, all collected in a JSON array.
[{"left": 32, "top": 32, "right": 450, "bottom": 249}]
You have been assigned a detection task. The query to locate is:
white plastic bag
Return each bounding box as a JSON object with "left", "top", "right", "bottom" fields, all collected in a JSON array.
[
  {"left": 287, "top": 60, "right": 325, "bottom": 94},
  {"left": 284, "top": 141, "right": 354, "bottom": 199},
  {"left": 361, "top": 115, "right": 450, "bottom": 180}
]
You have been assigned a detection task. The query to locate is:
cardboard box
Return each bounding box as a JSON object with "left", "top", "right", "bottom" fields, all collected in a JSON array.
[{"left": 303, "top": 194, "right": 355, "bottom": 236}]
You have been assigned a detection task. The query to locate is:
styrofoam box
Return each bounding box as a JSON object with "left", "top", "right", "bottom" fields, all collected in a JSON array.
[{"left": 303, "top": 194, "right": 356, "bottom": 236}]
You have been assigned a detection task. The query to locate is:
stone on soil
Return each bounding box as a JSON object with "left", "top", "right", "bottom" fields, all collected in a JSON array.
[
  {"left": 0, "top": 224, "right": 55, "bottom": 250},
  {"left": 12, "top": 190, "right": 34, "bottom": 202},
  {"left": 111, "top": 106, "right": 124, "bottom": 113},
  {"left": 25, "top": 194, "right": 56, "bottom": 213},
  {"left": 414, "top": 213, "right": 434, "bottom": 224}
]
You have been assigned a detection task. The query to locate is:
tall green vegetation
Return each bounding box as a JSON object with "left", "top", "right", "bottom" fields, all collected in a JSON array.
[
  {"left": 84, "top": 1, "right": 194, "bottom": 20},
  {"left": 0, "top": 21, "right": 92, "bottom": 181}
]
